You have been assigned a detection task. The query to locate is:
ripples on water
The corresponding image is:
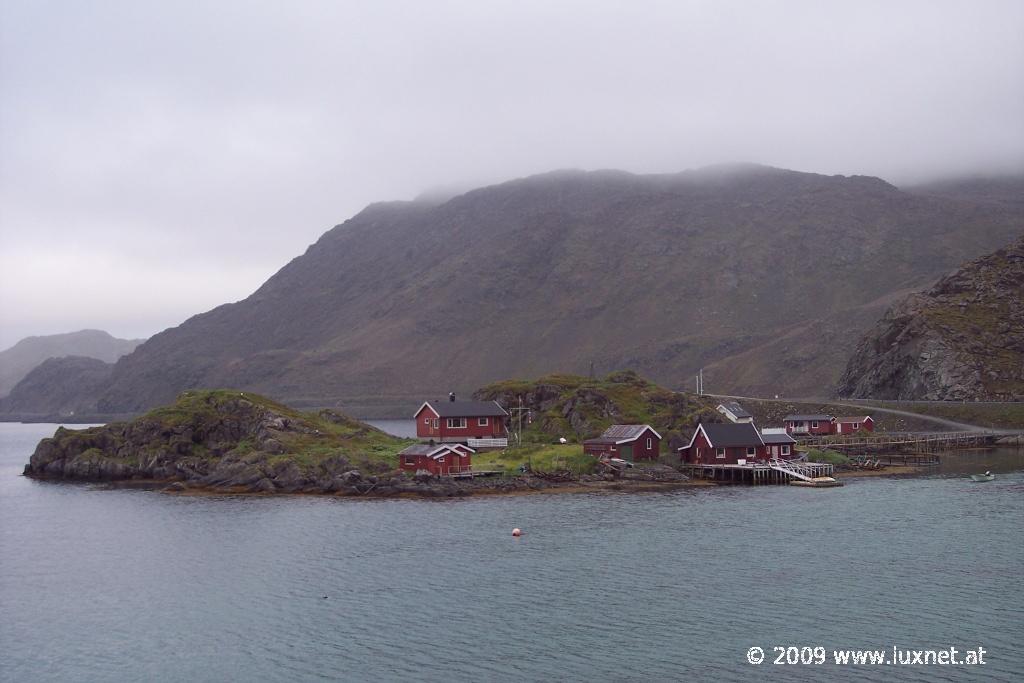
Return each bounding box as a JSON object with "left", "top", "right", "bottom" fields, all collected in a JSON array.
[{"left": 1, "top": 423, "right": 1022, "bottom": 682}]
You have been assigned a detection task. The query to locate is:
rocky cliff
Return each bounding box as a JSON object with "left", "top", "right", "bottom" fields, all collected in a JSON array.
[{"left": 838, "top": 235, "right": 1024, "bottom": 400}]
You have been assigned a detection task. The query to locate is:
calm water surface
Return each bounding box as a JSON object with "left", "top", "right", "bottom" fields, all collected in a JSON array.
[{"left": 1, "top": 422, "right": 1022, "bottom": 682}]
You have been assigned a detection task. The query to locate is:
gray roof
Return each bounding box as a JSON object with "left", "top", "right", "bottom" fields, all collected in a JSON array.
[
  {"left": 600, "top": 424, "right": 659, "bottom": 442},
  {"left": 835, "top": 416, "right": 872, "bottom": 423},
  {"left": 783, "top": 414, "right": 833, "bottom": 422},
  {"left": 761, "top": 432, "right": 797, "bottom": 444},
  {"left": 584, "top": 424, "right": 660, "bottom": 446},
  {"left": 398, "top": 444, "right": 449, "bottom": 456},
  {"left": 697, "top": 422, "right": 764, "bottom": 448},
  {"left": 421, "top": 400, "right": 508, "bottom": 418},
  {"left": 718, "top": 401, "right": 752, "bottom": 418}
]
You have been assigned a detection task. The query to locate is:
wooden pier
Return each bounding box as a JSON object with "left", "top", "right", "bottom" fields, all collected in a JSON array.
[{"left": 683, "top": 460, "right": 836, "bottom": 486}]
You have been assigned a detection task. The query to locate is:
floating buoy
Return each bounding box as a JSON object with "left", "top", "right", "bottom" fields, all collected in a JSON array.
[{"left": 512, "top": 528, "right": 522, "bottom": 537}]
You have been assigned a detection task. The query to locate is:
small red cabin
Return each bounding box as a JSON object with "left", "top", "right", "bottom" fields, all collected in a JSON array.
[
  {"left": 678, "top": 423, "right": 767, "bottom": 464},
  {"left": 834, "top": 416, "right": 874, "bottom": 434},
  {"left": 783, "top": 414, "right": 834, "bottom": 436},
  {"left": 397, "top": 443, "right": 474, "bottom": 476},
  {"left": 583, "top": 425, "right": 661, "bottom": 461},
  {"left": 414, "top": 397, "right": 509, "bottom": 445},
  {"left": 760, "top": 430, "right": 797, "bottom": 459}
]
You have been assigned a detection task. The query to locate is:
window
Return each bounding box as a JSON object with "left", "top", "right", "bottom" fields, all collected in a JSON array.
[
  {"left": 811, "top": 421, "right": 819, "bottom": 428},
  {"left": 404, "top": 456, "right": 416, "bottom": 466},
  {"left": 716, "top": 448, "right": 726, "bottom": 459},
  {"left": 746, "top": 447, "right": 756, "bottom": 456},
  {"left": 478, "top": 417, "right": 489, "bottom": 426},
  {"left": 432, "top": 418, "right": 439, "bottom": 429},
  {"left": 852, "top": 423, "right": 860, "bottom": 430},
  {"left": 781, "top": 445, "right": 790, "bottom": 456},
  {"left": 447, "top": 418, "right": 467, "bottom": 429},
  {"left": 423, "top": 418, "right": 430, "bottom": 425},
  {"left": 646, "top": 437, "right": 653, "bottom": 450}
]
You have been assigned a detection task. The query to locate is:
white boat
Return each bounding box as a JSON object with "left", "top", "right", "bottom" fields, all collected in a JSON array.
[{"left": 970, "top": 471, "right": 995, "bottom": 482}]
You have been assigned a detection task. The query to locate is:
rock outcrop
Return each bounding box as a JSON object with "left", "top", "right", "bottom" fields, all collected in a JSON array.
[
  {"left": 473, "top": 370, "right": 720, "bottom": 450},
  {"left": 23, "top": 390, "right": 409, "bottom": 494},
  {"left": 838, "top": 235, "right": 1024, "bottom": 400}
]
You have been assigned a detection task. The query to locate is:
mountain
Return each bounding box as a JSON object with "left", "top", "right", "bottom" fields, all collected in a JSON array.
[
  {"left": 0, "top": 330, "right": 143, "bottom": 398},
  {"left": 838, "top": 235, "right": 1024, "bottom": 400},
  {"left": 16, "top": 165, "right": 1024, "bottom": 416},
  {"left": 0, "top": 356, "right": 114, "bottom": 415}
]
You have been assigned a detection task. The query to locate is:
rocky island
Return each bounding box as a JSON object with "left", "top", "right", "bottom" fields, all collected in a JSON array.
[{"left": 23, "top": 380, "right": 703, "bottom": 497}]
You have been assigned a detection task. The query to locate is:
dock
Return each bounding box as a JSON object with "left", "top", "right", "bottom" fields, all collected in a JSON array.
[{"left": 683, "top": 459, "right": 838, "bottom": 486}]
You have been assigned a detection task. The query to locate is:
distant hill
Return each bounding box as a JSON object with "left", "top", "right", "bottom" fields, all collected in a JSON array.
[
  {"left": 838, "top": 235, "right": 1024, "bottom": 400},
  {"left": 0, "top": 356, "right": 114, "bottom": 416},
  {"left": 8, "top": 166, "right": 1024, "bottom": 417},
  {"left": 0, "top": 330, "right": 143, "bottom": 398},
  {"left": 903, "top": 174, "right": 1024, "bottom": 209}
]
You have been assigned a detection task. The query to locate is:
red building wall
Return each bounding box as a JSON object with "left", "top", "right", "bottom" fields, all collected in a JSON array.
[
  {"left": 836, "top": 418, "right": 874, "bottom": 435},
  {"left": 583, "top": 431, "right": 660, "bottom": 461},
  {"left": 680, "top": 430, "right": 767, "bottom": 464},
  {"left": 414, "top": 405, "right": 506, "bottom": 441},
  {"left": 398, "top": 450, "right": 471, "bottom": 476},
  {"left": 784, "top": 419, "right": 834, "bottom": 436}
]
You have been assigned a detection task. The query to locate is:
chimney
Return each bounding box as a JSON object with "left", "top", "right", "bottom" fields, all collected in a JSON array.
[{"left": 449, "top": 392, "right": 456, "bottom": 402}]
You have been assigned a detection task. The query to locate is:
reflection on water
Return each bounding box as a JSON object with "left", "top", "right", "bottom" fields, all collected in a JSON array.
[{"left": 1, "top": 423, "right": 1021, "bottom": 682}]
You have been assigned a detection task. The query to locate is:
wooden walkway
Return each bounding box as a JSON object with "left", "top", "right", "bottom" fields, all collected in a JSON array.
[{"left": 800, "top": 431, "right": 1000, "bottom": 453}]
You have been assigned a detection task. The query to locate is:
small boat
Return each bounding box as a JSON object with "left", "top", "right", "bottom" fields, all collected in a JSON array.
[{"left": 970, "top": 471, "right": 995, "bottom": 482}]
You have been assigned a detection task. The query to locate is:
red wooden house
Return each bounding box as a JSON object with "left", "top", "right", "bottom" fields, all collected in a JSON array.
[
  {"left": 397, "top": 443, "right": 473, "bottom": 476},
  {"left": 414, "top": 396, "right": 509, "bottom": 446},
  {"left": 834, "top": 415, "right": 874, "bottom": 434},
  {"left": 760, "top": 430, "right": 797, "bottom": 459},
  {"left": 583, "top": 424, "right": 661, "bottom": 461},
  {"left": 678, "top": 423, "right": 767, "bottom": 465},
  {"left": 783, "top": 414, "right": 834, "bottom": 436}
]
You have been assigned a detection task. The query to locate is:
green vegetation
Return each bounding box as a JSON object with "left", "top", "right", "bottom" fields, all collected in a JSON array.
[
  {"left": 471, "top": 443, "right": 598, "bottom": 476},
  {"left": 805, "top": 448, "right": 850, "bottom": 465},
  {"left": 123, "top": 389, "right": 409, "bottom": 473}
]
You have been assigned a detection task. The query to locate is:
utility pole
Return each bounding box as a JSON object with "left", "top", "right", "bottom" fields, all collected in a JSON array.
[{"left": 507, "top": 395, "right": 530, "bottom": 448}]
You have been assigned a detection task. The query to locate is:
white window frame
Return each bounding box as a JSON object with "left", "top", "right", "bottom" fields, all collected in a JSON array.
[
  {"left": 404, "top": 456, "right": 417, "bottom": 466},
  {"left": 746, "top": 447, "right": 756, "bottom": 456},
  {"left": 811, "top": 421, "right": 819, "bottom": 429},
  {"left": 432, "top": 418, "right": 439, "bottom": 429},
  {"left": 446, "top": 417, "right": 467, "bottom": 429},
  {"left": 852, "top": 423, "right": 859, "bottom": 430},
  {"left": 423, "top": 418, "right": 430, "bottom": 425},
  {"left": 716, "top": 447, "right": 726, "bottom": 459},
  {"left": 478, "top": 417, "right": 489, "bottom": 426},
  {"left": 781, "top": 445, "right": 790, "bottom": 456},
  {"left": 646, "top": 437, "right": 653, "bottom": 450}
]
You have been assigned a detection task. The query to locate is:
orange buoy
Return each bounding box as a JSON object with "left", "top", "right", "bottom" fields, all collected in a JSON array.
[{"left": 512, "top": 528, "right": 522, "bottom": 537}]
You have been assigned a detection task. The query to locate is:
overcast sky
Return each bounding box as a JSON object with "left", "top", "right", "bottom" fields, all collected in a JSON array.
[{"left": 1, "top": 0, "right": 1022, "bottom": 349}]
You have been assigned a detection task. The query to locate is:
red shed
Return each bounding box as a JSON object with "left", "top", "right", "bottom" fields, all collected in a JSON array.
[
  {"left": 397, "top": 443, "right": 473, "bottom": 477},
  {"left": 678, "top": 423, "right": 767, "bottom": 464},
  {"left": 414, "top": 397, "right": 509, "bottom": 447},
  {"left": 583, "top": 424, "right": 661, "bottom": 461},
  {"left": 834, "top": 415, "right": 874, "bottom": 435},
  {"left": 783, "top": 414, "right": 834, "bottom": 436}
]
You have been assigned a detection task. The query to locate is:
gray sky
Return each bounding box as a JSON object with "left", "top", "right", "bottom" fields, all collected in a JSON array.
[{"left": 1, "top": 0, "right": 1022, "bottom": 349}]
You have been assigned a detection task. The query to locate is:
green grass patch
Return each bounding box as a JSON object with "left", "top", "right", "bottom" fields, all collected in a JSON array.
[{"left": 805, "top": 448, "right": 851, "bottom": 465}]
